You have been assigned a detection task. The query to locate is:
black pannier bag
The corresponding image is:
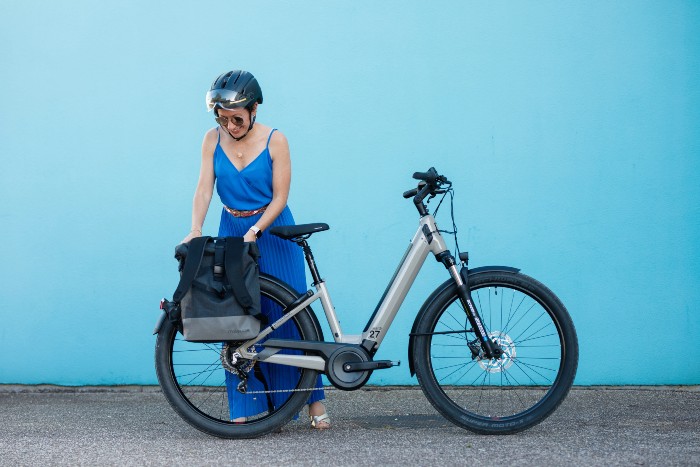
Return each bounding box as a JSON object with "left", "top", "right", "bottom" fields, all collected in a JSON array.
[{"left": 168, "top": 236, "right": 266, "bottom": 342}]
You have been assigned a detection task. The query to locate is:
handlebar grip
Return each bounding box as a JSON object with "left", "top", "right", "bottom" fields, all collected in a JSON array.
[
  {"left": 403, "top": 188, "right": 419, "bottom": 199},
  {"left": 412, "top": 171, "right": 431, "bottom": 181},
  {"left": 413, "top": 167, "right": 439, "bottom": 184}
]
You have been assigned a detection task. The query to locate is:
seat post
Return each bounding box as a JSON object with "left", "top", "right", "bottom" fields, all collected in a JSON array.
[{"left": 297, "top": 239, "right": 323, "bottom": 285}]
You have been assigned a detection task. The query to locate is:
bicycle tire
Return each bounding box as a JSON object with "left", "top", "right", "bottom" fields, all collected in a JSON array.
[
  {"left": 155, "top": 275, "right": 321, "bottom": 438},
  {"left": 413, "top": 271, "right": 578, "bottom": 434}
]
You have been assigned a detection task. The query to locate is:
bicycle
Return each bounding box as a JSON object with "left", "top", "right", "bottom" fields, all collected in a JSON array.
[{"left": 154, "top": 167, "right": 579, "bottom": 438}]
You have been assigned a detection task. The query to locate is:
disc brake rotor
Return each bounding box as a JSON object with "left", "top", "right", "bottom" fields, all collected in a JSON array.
[{"left": 477, "top": 331, "right": 516, "bottom": 373}]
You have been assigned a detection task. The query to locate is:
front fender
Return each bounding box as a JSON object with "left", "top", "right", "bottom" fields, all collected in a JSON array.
[{"left": 407, "top": 265, "right": 520, "bottom": 376}]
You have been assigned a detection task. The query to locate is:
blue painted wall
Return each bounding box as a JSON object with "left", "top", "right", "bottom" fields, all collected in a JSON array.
[{"left": 1, "top": 1, "right": 698, "bottom": 385}]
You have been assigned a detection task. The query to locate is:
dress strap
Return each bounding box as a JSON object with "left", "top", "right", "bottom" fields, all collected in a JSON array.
[{"left": 266, "top": 128, "right": 277, "bottom": 149}]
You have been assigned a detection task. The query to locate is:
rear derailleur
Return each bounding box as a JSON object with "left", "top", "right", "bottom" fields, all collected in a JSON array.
[{"left": 221, "top": 343, "right": 255, "bottom": 394}]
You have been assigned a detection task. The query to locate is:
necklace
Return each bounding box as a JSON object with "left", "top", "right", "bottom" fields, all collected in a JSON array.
[{"left": 225, "top": 131, "right": 244, "bottom": 157}]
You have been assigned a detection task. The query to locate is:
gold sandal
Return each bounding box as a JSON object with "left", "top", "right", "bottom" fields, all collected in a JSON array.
[{"left": 310, "top": 413, "right": 331, "bottom": 429}]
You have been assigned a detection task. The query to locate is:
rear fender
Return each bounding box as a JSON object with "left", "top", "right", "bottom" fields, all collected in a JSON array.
[{"left": 153, "top": 311, "right": 167, "bottom": 335}]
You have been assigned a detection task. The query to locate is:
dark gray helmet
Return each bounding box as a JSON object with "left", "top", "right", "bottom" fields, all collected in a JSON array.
[{"left": 205, "top": 70, "right": 263, "bottom": 112}]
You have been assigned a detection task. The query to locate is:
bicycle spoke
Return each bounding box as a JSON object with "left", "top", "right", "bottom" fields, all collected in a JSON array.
[
  {"left": 515, "top": 332, "right": 560, "bottom": 345},
  {"left": 514, "top": 321, "right": 556, "bottom": 346},
  {"left": 510, "top": 359, "right": 556, "bottom": 387},
  {"left": 487, "top": 287, "right": 492, "bottom": 331},
  {"left": 503, "top": 301, "right": 538, "bottom": 336},
  {"left": 437, "top": 362, "right": 472, "bottom": 382},
  {"left": 183, "top": 364, "right": 221, "bottom": 386},
  {"left": 510, "top": 310, "right": 548, "bottom": 343},
  {"left": 500, "top": 369, "right": 529, "bottom": 411},
  {"left": 475, "top": 368, "right": 490, "bottom": 414},
  {"left": 502, "top": 294, "right": 526, "bottom": 334},
  {"left": 444, "top": 309, "right": 465, "bottom": 329}
]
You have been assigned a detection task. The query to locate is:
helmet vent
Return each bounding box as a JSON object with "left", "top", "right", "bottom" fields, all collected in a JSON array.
[
  {"left": 221, "top": 71, "right": 234, "bottom": 88},
  {"left": 230, "top": 71, "right": 241, "bottom": 87}
]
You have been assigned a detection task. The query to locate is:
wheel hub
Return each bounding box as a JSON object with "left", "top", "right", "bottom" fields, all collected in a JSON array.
[{"left": 477, "top": 331, "right": 516, "bottom": 373}]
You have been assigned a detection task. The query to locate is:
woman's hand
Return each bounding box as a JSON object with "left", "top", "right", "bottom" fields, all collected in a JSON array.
[
  {"left": 243, "top": 229, "right": 257, "bottom": 243},
  {"left": 181, "top": 229, "right": 202, "bottom": 245}
]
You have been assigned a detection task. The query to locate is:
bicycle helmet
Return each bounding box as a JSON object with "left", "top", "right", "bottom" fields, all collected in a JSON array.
[{"left": 206, "top": 70, "right": 263, "bottom": 112}]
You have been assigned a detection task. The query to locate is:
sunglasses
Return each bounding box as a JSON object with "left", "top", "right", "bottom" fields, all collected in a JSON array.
[{"left": 215, "top": 115, "right": 246, "bottom": 128}]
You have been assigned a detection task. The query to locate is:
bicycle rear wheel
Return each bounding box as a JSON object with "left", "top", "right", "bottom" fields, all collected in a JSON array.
[
  {"left": 413, "top": 271, "right": 578, "bottom": 434},
  {"left": 155, "top": 276, "right": 321, "bottom": 438}
]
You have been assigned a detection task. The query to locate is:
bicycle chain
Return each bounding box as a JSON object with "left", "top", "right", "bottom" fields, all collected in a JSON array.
[
  {"left": 237, "top": 386, "right": 336, "bottom": 395},
  {"left": 220, "top": 343, "right": 335, "bottom": 395}
]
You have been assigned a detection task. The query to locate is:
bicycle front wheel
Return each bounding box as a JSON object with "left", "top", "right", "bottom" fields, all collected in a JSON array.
[
  {"left": 155, "top": 276, "right": 321, "bottom": 438},
  {"left": 413, "top": 271, "right": 578, "bottom": 434}
]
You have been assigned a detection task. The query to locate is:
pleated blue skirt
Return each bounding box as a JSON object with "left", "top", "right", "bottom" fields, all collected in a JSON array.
[{"left": 219, "top": 205, "right": 325, "bottom": 419}]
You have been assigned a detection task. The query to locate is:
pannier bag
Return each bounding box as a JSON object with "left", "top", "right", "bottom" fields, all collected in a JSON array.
[{"left": 168, "top": 236, "right": 265, "bottom": 342}]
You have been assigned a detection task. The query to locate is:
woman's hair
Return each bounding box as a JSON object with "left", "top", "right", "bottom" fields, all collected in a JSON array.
[{"left": 213, "top": 101, "right": 256, "bottom": 117}]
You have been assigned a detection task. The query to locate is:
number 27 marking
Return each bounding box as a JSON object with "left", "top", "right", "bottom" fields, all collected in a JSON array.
[{"left": 369, "top": 330, "right": 381, "bottom": 339}]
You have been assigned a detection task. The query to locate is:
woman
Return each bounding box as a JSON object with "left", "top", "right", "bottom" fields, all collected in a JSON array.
[{"left": 181, "top": 70, "right": 329, "bottom": 429}]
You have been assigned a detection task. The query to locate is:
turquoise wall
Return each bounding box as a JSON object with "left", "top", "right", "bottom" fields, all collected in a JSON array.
[{"left": 1, "top": 1, "right": 698, "bottom": 385}]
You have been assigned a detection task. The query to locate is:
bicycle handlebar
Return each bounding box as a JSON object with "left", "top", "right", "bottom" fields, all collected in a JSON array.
[
  {"left": 404, "top": 167, "right": 451, "bottom": 215},
  {"left": 412, "top": 168, "right": 437, "bottom": 183},
  {"left": 405, "top": 168, "right": 450, "bottom": 194},
  {"left": 413, "top": 167, "right": 450, "bottom": 184}
]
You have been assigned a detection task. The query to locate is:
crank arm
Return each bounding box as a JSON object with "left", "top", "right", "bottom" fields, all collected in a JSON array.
[{"left": 343, "top": 360, "right": 400, "bottom": 372}]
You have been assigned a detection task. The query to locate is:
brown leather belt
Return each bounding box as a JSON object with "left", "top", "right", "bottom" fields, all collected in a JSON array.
[{"left": 224, "top": 204, "right": 268, "bottom": 218}]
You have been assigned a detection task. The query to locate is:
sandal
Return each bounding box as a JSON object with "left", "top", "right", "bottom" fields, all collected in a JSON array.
[{"left": 310, "top": 413, "right": 331, "bottom": 430}]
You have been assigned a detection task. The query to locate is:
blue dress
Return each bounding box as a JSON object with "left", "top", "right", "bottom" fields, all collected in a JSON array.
[{"left": 214, "top": 128, "right": 325, "bottom": 420}]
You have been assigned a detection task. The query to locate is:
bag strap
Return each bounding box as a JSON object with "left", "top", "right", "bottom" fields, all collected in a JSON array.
[
  {"left": 213, "top": 239, "right": 225, "bottom": 281},
  {"left": 224, "top": 237, "right": 253, "bottom": 309},
  {"left": 173, "top": 236, "right": 210, "bottom": 303},
  {"left": 224, "top": 237, "right": 266, "bottom": 323}
]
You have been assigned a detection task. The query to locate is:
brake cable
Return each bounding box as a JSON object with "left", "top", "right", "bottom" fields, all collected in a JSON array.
[{"left": 427, "top": 184, "right": 463, "bottom": 263}]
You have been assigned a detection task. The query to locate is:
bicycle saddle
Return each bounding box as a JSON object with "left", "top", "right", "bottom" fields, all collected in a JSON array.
[{"left": 269, "top": 223, "right": 329, "bottom": 240}]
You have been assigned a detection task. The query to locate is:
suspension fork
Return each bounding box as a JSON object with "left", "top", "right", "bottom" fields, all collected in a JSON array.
[{"left": 437, "top": 252, "right": 503, "bottom": 359}]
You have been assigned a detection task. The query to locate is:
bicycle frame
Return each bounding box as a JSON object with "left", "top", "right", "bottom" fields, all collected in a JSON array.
[{"left": 236, "top": 213, "right": 462, "bottom": 371}]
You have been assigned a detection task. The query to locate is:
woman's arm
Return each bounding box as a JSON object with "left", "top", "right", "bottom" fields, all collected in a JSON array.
[
  {"left": 181, "top": 129, "right": 217, "bottom": 244},
  {"left": 242, "top": 130, "right": 291, "bottom": 242}
]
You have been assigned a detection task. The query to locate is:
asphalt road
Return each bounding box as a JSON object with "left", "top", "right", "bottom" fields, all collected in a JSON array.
[{"left": 0, "top": 386, "right": 698, "bottom": 466}]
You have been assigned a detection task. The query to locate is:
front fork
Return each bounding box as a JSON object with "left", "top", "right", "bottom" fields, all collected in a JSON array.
[{"left": 438, "top": 252, "right": 503, "bottom": 360}]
